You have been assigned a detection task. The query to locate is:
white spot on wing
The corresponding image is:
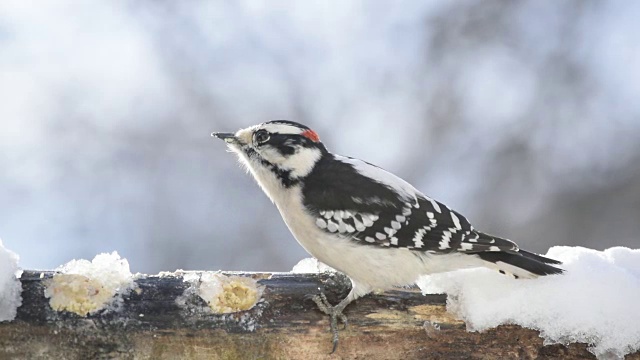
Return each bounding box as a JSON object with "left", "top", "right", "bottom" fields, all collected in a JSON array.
[
  {"left": 424, "top": 196, "right": 441, "bottom": 213},
  {"left": 391, "top": 221, "right": 402, "bottom": 230},
  {"left": 376, "top": 232, "right": 386, "bottom": 240},
  {"left": 361, "top": 216, "right": 374, "bottom": 227},
  {"left": 319, "top": 210, "right": 377, "bottom": 233},
  {"left": 384, "top": 227, "right": 396, "bottom": 236},
  {"left": 460, "top": 243, "right": 473, "bottom": 251},
  {"left": 413, "top": 228, "right": 426, "bottom": 248},
  {"left": 450, "top": 212, "right": 462, "bottom": 229},
  {"left": 439, "top": 231, "right": 452, "bottom": 249},
  {"left": 338, "top": 221, "right": 347, "bottom": 233}
]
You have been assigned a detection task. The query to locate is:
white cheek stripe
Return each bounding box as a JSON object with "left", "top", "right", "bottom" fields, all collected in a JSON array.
[{"left": 283, "top": 148, "right": 322, "bottom": 178}]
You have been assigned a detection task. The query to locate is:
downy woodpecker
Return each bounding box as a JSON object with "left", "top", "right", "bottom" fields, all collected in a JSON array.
[{"left": 212, "top": 120, "right": 562, "bottom": 352}]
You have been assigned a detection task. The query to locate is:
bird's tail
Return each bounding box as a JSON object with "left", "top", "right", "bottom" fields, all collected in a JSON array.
[{"left": 476, "top": 249, "right": 564, "bottom": 279}]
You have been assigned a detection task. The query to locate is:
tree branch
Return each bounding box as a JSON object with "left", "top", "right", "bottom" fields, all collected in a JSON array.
[{"left": 0, "top": 270, "right": 632, "bottom": 359}]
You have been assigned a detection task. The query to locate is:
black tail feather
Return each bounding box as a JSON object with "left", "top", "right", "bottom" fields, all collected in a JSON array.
[
  {"left": 477, "top": 250, "right": 564, "bottom": 278},
  {"left": 518, "top": 249, "right": 563, "bottom": 265}
]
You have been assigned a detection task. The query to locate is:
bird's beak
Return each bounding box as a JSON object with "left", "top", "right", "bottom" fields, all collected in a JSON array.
[{"left": 211, "top": 132, "right": 238, "bottom": 144}]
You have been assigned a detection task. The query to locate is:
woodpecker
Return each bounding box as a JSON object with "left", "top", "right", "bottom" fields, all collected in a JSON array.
[{"left": 212, "top": 120, "right": 563, "bottom": 352}]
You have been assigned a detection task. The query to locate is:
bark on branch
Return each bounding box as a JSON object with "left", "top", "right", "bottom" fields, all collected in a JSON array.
[{"left": 0, "top": 270, "right": 634, "bottom": 359}]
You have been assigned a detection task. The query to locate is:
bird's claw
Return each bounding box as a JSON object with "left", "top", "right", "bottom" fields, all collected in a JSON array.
[{"left": 311, "top": 292, "right": 348, "bottom": 354}]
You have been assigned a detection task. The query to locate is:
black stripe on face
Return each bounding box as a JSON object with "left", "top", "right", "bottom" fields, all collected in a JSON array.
[
  {"left": 259, "top": 159, "right": 300, "bottom": 188},
  {"left": 267, "top": 133, "right": 319, "bottom": 156},
  {"left": 245, "top": 147, "right": 300, "bottom": 188}
]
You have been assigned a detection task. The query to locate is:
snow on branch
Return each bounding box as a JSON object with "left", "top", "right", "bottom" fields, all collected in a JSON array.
[{"left": 417, "top": 246, "right": 640, "bottom": 359}]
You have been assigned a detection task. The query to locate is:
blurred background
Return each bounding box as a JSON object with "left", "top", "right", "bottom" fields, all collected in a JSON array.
[{"left": 1, "top": 1, "right": 639, "bottom": 273}]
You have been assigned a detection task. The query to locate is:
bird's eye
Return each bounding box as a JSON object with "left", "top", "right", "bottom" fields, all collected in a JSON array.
[{"left": 254, "top": 130, "right": 270, "bottom": 145}]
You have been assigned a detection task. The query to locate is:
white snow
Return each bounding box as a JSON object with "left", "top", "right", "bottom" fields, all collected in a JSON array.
[
  {"left": 0, "top": 238, "right": 22, "bottom": 322},
  {"left": 44, "top": 252, "right": 135, "bottom": 316},
  {"left": 290, "top": 257, "right": 336, "bottom": 273},
  {"left": 417, "top": 246, "right": 640, "bottom": 359}
]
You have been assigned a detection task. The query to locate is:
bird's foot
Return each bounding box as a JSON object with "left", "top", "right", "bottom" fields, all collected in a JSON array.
[{"left": 311, "top": 292, "right": 348, "bottom": 353}]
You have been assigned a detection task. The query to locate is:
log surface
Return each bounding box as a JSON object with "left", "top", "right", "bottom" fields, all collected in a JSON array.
[{"left": 0, "top": 270, "right": 636, "bottom": 360}]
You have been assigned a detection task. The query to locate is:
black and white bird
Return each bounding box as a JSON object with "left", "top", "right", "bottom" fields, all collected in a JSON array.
[{"left": 212, "top": 120, "right": 563, "bottom": 351}]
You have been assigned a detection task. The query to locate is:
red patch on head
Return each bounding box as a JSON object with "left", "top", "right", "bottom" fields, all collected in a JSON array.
[{"left": 301, "top": 129, "right": 320, "bottom": 142}]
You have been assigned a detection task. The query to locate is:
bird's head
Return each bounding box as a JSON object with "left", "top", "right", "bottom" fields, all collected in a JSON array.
[{"left": 212, "top": 120, "right": 327, "bottom": 193}]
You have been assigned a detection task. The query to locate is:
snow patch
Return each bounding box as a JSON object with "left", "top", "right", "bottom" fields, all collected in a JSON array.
[
  {"left": 181, "top": 272, "right": 264, "bottom": 314},
  {"left": 417, "top": 246, "right": 640, "bottom": 359},
  {"left": 0, "top": 239, "right": 22, "bottom": 322},
  {"left": 290, "top": 257, "right": 336, "bottom": 273},
  {"left": 44, "top": 252, "right": 135, "bottom": 316}
]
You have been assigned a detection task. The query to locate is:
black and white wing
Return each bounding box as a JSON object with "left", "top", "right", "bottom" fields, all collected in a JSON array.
[
  {"left": 303, "top": 154, "right": 526, "bottom": 254},
  {"left": 301, "top": 154, "right": 562, "bottom": 276}
]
